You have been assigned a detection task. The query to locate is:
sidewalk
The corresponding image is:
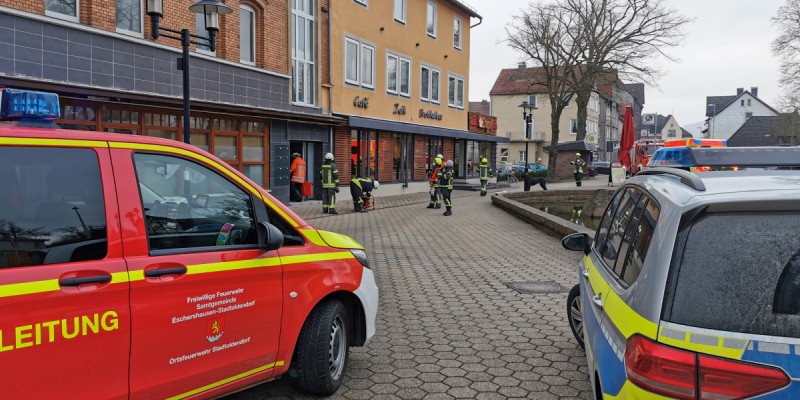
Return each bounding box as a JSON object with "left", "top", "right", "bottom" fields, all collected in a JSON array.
[{"left": 286, "top": 174, "right": 612, "bottom": 221}]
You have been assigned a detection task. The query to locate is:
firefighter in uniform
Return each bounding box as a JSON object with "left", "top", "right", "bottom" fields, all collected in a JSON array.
[
  {"left": 478, "top": 157, "right": 490, "bottom": 196},
  {"left": 350, "top": 177, "right": 379, "bottom": 212},
  {"left": 571, "top": 153, "right": 586, "bottom": 187},
  {"left": 427, "top": 156, "right": 443, "bottom": 209},
  {"left": 320, "top": 152, "right": 340, "bottom": 214},
  {"left": 439, "top": 160, "right": 454, "bottom": 216},
  {"left": 290, "top": 152, "right": 306, "bottom": 202}
]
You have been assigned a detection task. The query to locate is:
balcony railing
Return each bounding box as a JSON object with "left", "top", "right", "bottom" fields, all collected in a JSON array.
[{"left": 510, "top": 132, "right": 546, "bottom": 143}]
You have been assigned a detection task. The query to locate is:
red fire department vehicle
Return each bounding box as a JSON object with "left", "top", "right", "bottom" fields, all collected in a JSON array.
[{"left": 0, "top": 89, "right": 378, "bottom": 399}]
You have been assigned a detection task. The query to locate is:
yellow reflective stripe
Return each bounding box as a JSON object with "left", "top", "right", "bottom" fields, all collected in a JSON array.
[
  {"left": 109, "top": 141, "right": 299, "bottom": 228},
  {"left": 657, "top": 326, "right": 747, "bottom": 360},
  {"left": 317, "top": 230, "right": 364, "bottom": 250},
  {"left": 167, "top": 360, "right": 285, "bottom": 400},
  {"left": 0, "top": 279, "right": 60, "bottom": 298},
  {"left": 0, "top": 137, "right": 108, "bottom": 148},
  {"left": 0, "top": 251, "right": 354, "bottom": 298},
  {"left": 604, "top": 381, "right": 674, "bottom": 400},
  {"left": 584, "top": 256, "right": 658, "bottom": 339},
  {"left": 300, "top": 229, "right": 328, "bottom": 247}
]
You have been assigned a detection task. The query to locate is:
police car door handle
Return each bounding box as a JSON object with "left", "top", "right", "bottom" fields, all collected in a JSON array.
[
  {"left": 592, "top": 294, "right": 603, "bottom": 310},
  {"left": 59, "top": 275, "right": 112, "bottom": 287},
  {"left": 144, "top": 266, "right": 188, "bottom": 278},
  {"left": 582, "top": 268, "right": 589, "bottom": 279}
]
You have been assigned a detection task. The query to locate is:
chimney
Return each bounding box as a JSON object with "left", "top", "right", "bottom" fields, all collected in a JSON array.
[
  {"left": 518, "top": 62, "right": 526, "bottom": 79},
  {"left": 751, "top": 87, "right": 759, "bottom": 98},
  {"left": 736, "top": 88, "right": 744, "bottom": 96}
]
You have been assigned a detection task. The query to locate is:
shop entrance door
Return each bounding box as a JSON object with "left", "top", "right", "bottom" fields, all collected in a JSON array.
[{"left": 393, "top": 134, "right": 413, "bottom": 187}]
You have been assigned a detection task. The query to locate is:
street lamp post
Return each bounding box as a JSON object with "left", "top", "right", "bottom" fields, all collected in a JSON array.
[
  {"left": 146, "top": 0, "right": 233, "bottom": 145},
  {"left": 519, "top": 100, "right": 536, "bottom": 173},
  {"left": 707, "top": 104, "right": 716, "bottom": 139}
]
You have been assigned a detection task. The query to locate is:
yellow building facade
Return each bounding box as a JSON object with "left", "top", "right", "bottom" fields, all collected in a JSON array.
[{"left": 328, "top": 0, "right": 505, "bottom": 188}]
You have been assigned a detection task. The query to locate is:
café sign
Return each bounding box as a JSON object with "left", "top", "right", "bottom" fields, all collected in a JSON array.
[{"left": 419, "top": 109, "right": 443, "bottom": 121}]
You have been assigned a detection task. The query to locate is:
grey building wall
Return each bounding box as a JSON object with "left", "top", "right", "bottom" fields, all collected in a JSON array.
[
  {"left": 0, "top": 11, "right": 320, "bottom": 116},
  {"left": 269, "top": 120, "right": 330, "bottom": 205}
]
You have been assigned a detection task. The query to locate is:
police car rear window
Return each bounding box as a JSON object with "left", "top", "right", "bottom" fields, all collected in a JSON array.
[
  {"left": 0, "top": 147, "right": 107, "bottom": 268},
  {"left": 664, "top": 212, "right": 800, "bottom": 338}
]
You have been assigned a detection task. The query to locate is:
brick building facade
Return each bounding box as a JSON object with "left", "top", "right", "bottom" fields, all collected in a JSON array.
[{"left": 0, "top": 0, "right": 338, "bottom": 203}]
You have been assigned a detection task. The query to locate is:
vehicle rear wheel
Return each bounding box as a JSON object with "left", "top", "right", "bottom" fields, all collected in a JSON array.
[
  {"left": 567, "top": 285, "right": 585, "bottom": 349},
  {"left": 291, "top": 300, "right": 349, "bottom": 395}
]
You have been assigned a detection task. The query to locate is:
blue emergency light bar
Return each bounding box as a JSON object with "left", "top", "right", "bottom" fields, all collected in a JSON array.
[{"left": 0, "top": 88, "right": 61, "bottom": 120}]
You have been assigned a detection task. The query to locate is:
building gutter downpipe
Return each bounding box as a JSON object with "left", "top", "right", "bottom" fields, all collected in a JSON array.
[{"left": 470, "top": 16, "right": 483, "bottom": 28}]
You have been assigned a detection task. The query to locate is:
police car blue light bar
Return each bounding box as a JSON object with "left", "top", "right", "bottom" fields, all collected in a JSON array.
[{"left": 0, "top": 88, "right": 61, "bottom": 120}]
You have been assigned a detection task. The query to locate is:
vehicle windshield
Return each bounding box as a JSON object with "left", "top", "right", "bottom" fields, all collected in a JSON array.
[
  {"left": 664, "top": 211, "right": 800, "bottom": 338},
  {"left": 644, "top": 145, "right": 660, "bottom": 156}
]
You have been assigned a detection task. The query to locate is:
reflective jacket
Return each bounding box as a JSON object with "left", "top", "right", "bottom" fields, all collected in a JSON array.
[
  {"left": 430, "top": 166, "right": 442, "bottom": 187},
  {"left": 479, "top": 163, "right": 489, "bottom": 180},
  {"left": 572, "top": 158, "right": 585, "bottom": 174},
  {"left": 290, "top": 157, "right": 306, "bottom": 183},
  {"left": 320, "top": 161, "right": 339, "bottom": 189},
  {"left": 437, "top": 167, "right": 453, "bottom": 189},
  {"left": 351, "top": 177, "right": 374, "bottom": 193}
]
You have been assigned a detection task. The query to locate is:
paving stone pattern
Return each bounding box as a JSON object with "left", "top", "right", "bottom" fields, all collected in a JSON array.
[{"left": 230, "top": 185, "right": 595, "bottom": 399}]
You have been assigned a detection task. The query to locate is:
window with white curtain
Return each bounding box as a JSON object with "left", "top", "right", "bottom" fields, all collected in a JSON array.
[
  {"left": 292, "top": 0, "right": 315, "bottom": 105},
  {"left": 345, "top": 37, "right": 374, "bottom": 89},
  {"left": 239, "top": 5, "right": 256, "bottom": 65},
  {"left": 345, "top": 38, "right": 360, "bottom": 85},
  {"left": 386, "top": 53, "right": 410, "bottom": 97}
]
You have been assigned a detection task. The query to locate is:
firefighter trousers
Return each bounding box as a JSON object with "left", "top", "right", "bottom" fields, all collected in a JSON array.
[
  {"left": 322, "top": 188, "right": 336, "bottom": 212},
  {"left": 480, "top": 179, "right": 489, "bottom": 196}
]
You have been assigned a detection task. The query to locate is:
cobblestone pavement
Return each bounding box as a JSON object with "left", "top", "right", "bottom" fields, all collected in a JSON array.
[{"left": 230, "top": 182, "right": 597, "bottom": 400}]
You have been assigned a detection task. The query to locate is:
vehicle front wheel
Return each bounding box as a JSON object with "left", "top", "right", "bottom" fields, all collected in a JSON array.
[
  {"left": 291, "top": 300, "right": 349, "bottom": 395},
  {"left": 567, "top": 285, "right": 586, "bottom": 349}
]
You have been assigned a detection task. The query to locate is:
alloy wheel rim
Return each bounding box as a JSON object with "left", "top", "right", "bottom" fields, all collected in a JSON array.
[
  {"left": 570, "top": 296, "right": 584, "bottom": 339},
  {"left": 328, "top": 314, "right": 346, "bottom": 380}
]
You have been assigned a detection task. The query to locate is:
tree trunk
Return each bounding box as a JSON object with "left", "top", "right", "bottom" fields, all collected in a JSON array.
[
  {"left": 575, "top": 91, "right": 590, "bottom": 142},
  {"left": 547, "top": 111, "right": 562, "bottom": 180}
]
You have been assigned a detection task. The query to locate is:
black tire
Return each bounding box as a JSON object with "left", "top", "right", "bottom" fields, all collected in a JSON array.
[
  {"left": 567, "top": 285, "right": 586, "bottom": 349},
  {"left": 291, "top": 300, "right": 349, "bottom": 395}
]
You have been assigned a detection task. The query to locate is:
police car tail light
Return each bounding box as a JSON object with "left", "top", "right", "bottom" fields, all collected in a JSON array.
[
  {"left": 0, "top": 88, "right": 61, "bottom": 120},
  {"left": 626, "top": 335, "right": 791, "bottom": 400},
  {"left": 698, "top": 353, "right": 789, "bottom": 400},
  {"left": 625, "top": 335, "right": 696, "bottom": 400}
]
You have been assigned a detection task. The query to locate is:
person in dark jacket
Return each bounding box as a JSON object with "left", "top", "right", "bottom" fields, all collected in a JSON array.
[
  {"left": 439, "top": 160, "right": 454, "bottom": 216},
  {"left": 350, "top": 177, "right": 379, "bottom": 212},
  {"left": 478, "top": 157, "right": 490, "bottom": 196},
  {"left": 320, "top": 152, "right": 340, "bottom": 214},
  {"left": 571, "top": 153, "right": 586, "bottom": 187}
]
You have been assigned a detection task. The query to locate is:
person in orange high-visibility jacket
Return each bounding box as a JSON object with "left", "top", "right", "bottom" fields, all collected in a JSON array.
[
  {"left": 290, "top": 153, "right": 306, "bottom": 202},
  {"left": 427, "top": 156, "right": 443, "bottom": 209}
]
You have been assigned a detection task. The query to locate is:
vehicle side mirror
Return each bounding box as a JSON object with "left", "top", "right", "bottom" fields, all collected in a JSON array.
[
  {"left": 258, "top": 221, "right": 284, "bottom": 251},
  {"left": 561, "top": 233, "right": 591, "bottom": 255}
]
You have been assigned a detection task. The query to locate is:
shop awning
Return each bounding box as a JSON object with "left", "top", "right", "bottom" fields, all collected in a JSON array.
[{"left": 345, "top": 115, "right": 509, "bottom": 143}]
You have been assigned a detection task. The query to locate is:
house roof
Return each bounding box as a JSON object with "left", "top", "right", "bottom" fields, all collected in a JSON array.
[
  {"left": 445, "top": 0, "right": 482, "bottom": 18},
  {"left": 705, "top": 91, "right": 780, "bottom": 118},
  {"left": 728, "top": 113, "right": 800, "bottom": 147},
  {"left": 655, "top": 114, "right": 671, "bottom": 132},
  {"left": 489, "top": 66, "right": 552, "bottom": 96},
  {"left": 469, "top": 100, "right": 491, "bottom": 115},
  {"left": 681, "top": 128, "right": 693, "bottom": 138},
  {"left": 622, "top": 83, "right": 645, "bottom": 105}
]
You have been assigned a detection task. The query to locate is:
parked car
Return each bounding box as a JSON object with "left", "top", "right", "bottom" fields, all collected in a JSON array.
[
  {"left": 590, "top": 161, "right": 611, "bottom": 175},
  {"left": 512, "top": 162, "right": 548, "bottom": 174},
  {"left": 0, "top": 89, "right": 378, "bottom": 399},
  {"left": 562, "top": 149, "right": 800, "bottom": 399}
]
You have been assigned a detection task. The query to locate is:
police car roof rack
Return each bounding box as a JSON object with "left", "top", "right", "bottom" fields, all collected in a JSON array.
[{"left": 636, "top": 167, "right": 707, "bottom": 192}]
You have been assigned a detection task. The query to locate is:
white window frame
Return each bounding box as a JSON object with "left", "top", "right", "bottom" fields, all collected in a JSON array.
[
  {"left": 195, "top": 13, "right": 216, "bottom": 56},
  {"left": 360, "top": 43, "right": 375, "bottom": 89},
  {"left": 386, "top": 53, "right": 399, "bottom": 95},
  {"left": 431, "top": 68, "right": 440, "bottom": 104},
  {"left": 345, "top": 37, "right": 360, "bottom": 86},
  {"left": 519, "top": 150, "right": 526, "bottom": 163},
  {"left": 447, "top": 73, "right": 464, "bottom": 109},
  {"left": 354, "top": 0, "right": 367, "bottom": 5},
  {"left": 527, "top": 94, "right": 537, "bottom": 108},
  {"left": 453, "top": 16, "right": 462, "bottom": 50},
  {"left": 239, "top": 4, "right": 256, "bottom": 65},
  {"left": 500, "top": 148, "right": 509, "bottom": 163},
  {"left": 115, "top": 0, "right": 144, "bottom": 37},
  {"left": 426, "top": 0, "right": 437, "bottom": 38},
  {"left": 570, "top": 119, "right": 578, "bottom": 135},
  {"left": 394, "top": 0, "right": 406, "bottom": 24},
  {"left": 292, "top": 1, "right": 316, "bottom": 106},
  {"left": 386, "top": 52, "right": 410, "bottom": 97},
  {"left": 45, "top": 0, "right": 80, "bottom": 22},
  {"left": 420, "top": 65, "right": 431, "bottom": 102}
]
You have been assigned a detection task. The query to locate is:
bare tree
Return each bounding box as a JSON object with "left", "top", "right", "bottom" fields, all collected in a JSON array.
[
  {"left": 773, "top": 0, "right": 800, "bottom": 112},
  {"left": 506, "top": 3, "right": 582, "bottom": 179},
  {"left": 566, "top": 0, "right": 690, "bottom": 141}
]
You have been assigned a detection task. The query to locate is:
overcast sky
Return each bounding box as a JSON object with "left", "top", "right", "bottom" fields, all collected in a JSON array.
[{"left": 467, "top": 0, "right": 784, "bottom": 130}]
